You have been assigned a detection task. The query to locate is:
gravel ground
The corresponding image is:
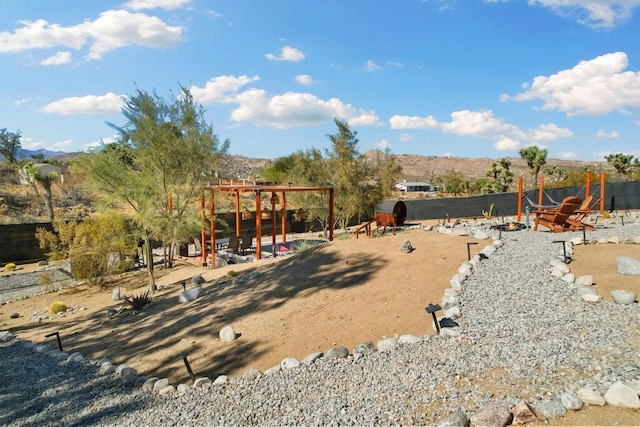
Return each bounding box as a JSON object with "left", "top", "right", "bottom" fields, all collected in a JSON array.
[
  {"left": 0, "top": 265, "right": 74, "bottom": 305},
  {"left": 1, "top": 220, "right": 639, "bottom": 426}
]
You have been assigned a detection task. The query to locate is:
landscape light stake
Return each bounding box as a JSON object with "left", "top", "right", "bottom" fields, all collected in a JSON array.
[
  {"left": 580, "top": 226, "right": 587, "bottom": 245},
  {"left": 181, "top": 355, "right": 196, "bottom": 384},
  {"left": 498, "top": 228, "right": 502, "bottom": 240},
  {"left": 45, "top": 331, "right": 63, "bottom": 351},
  {"left": 621, "top": 217, "right": 625, "bottom": 226},
  {"left": 553, "top": 240, "right": 568, "bottom": 264},
  {"left": 466, "top": 242, "right": 478, "bottom": 261},
  {"left": 525, "top": 206, "right": 530, "bottom": 230},
  {"left": 426, "top": 304, "right": 442, "bottom": 335}
]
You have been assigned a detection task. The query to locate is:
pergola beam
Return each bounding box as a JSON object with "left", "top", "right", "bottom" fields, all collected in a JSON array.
[{"left": 202, "top": 184, "right": 334, "bottom": 267}]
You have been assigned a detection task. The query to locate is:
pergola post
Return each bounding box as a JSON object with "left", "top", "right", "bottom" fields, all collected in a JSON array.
[
  {"left": 209, "top": 191, "right": 215, "bottom": 268},
  {"left": 200, "top": 193, "right": 206, "bottom": 266},
  {"left": 280, "top": 192, "right": 287, "bottom": 243},
  {"left": 255, "top": 191, "right": 262, "bottom": 259},
  {"left": 329, "top": 188, "right": 334, "bottom": 241}
]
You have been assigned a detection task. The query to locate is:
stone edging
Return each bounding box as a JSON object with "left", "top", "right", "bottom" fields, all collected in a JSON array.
[{"left": 1, "top": 219, "right": 639, "bottom": 425}]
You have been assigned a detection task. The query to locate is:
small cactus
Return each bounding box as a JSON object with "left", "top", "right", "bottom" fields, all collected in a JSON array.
[
  {"left": 4, "top": 263, "right": 16, "bottom": 271},
  {"left": 227, "top": 270, "right": 237, "bottom": 278},
  {"left": 49, "top": 301, "right": 68, "bottom": 314}
]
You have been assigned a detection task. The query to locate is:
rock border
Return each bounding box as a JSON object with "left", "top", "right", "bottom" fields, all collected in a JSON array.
[{"left": 1, "top": 215, "right": 639, "bottom": 425}]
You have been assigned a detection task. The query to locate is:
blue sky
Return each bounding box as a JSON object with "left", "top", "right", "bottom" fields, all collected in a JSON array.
[{"left": 1, "top": 0, "right": 639, "bottom": 161}]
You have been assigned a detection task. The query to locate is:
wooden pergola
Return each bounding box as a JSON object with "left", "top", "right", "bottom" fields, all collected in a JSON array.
[{"left": 200, "top": 184, "right": 334, "bottom": 267}]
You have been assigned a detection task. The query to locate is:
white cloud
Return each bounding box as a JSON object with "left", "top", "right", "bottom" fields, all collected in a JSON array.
[
  {"left": 0, "top": 10, "right": 183, "bottom": 60},
  {"left": 363, "top": 60, "right": 382, "bottom": 72},
  {"left": 558, "top": 151, "right": 577, "bottom": 159},
  {"left": 441, "top": 110, "right": 524, "bottom": 139},
  {"left": 528, "top": 123, "right": 574, "bottom": 141},
  {"left": 230, "top": 89, "right": 382, "bottom": 128},
  {"left": 596, "top": 129, "right": 619, "bottom": 138},
  {"left": 399, "top": 133, "right": 413, "bottom": 142},
  {"left": 494, "top": 136, "right": 520, "bottom": 151},
  {"left": 83, "top": 135, "right": 118, "bottom": 152},
  {"left": 20, "top": 136, "right": 43, "bottom": 150},
  {"left": 190, "top": 75, "right": 260, "bottom": 104},
  {"left": 386, "top": 61, "right": 403, "bottom": 68},
  {"left": 86, "top": 10, "right": 183, "bottom": 59},
  {"left": 265, "top": 46, "right": 305, "bottom": 62},
  {"left": 41, "top": 92, "right": 125, "bottom": 115},
  {"left": 502, "top": 52, "right": 640, "bottom": 116},
  {"left": 40, "top": 51, "right": 71, "bottom": 65},
  {"left": 124, "top": 0, "right": 192, "bottom": 10},
  {"left": 390, "top": 109, "right": 572, "bottom": 151},
  {"left": 295, "top": 74, "right": 317, "bottom": 86},
  {"left": 377, "top": 139, "right": 391, "bottom": 150},
  {"left": 528, "top": 0, "right": 640, "bottom": 28},
  {"left": 595, "top": 151, "right": 612, "bottom": 160},
  {"left": 389, "top": 115, "right": 438, "bottom": 129},
  {"left": 51, "top": 139, "right": 73, "bottom": 150}
]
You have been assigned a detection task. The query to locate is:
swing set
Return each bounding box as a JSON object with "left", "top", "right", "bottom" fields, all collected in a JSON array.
[{"left": 516, "top": 171, "right": 606, "bottom": 222}]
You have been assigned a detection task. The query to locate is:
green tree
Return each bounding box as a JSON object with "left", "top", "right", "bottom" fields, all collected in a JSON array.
[
  {"left": 0, "top": 128, "right": 21, "bottom": 164},
  {"left": 36, "top": 215, "right": 137, "bottom": 285},
  {"left": 78, "top": 86, "right": 229, "bottom": 291},
  {"left": 437, "top": 170, "right": 467, "bottom": 196},
  {"left": 485, "top": 158, "right": 514, "bottom": 193},
  {"left": 281, "top": 120, "right": 400, "bottom": 233},
  {"left": 605, "top": 153, "right": 635, "bottom": 177},
  {"left": 543, "top": 165, "right": 568, "bottom": 184},
  {"left": 519, "top": 146, "right": 548, "bottom": 187},
  {"left": 22, "top": 162, "right": 59, "bottom": 220}
]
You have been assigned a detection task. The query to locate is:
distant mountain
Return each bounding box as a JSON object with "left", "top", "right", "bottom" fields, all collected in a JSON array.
[
  {"left": 16, "top": 148, "right": 68, "bottom": 160},
  {"left": 0, "top": 148, "right": 68, "bottom": 161}
]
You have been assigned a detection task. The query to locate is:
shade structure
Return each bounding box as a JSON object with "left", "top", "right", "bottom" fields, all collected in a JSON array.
[{"left": 202, "top": 184, "right": 334, "bottom": 266}]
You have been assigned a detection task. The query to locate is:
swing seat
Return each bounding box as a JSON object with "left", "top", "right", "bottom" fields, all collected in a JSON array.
[{"left": 533, "top": 196, "right": 582, "bottom": 232}]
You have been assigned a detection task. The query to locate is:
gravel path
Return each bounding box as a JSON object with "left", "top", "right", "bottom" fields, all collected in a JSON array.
[
  {"left": 0, "top": 266, "right": 74, "bottom": 304},
  {"left": 1, "top": 221, "right": 639, "bottom": 426}
]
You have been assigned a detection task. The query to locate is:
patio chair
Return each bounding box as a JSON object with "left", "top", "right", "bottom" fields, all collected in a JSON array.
[
  {"left": 566, "top": 195, "right": 600, "bottom": 231},
  {"left": 226, "top": 235, "right": 240, "bottom": 253},
  {"left": 533, "top": 196, "right": 582, "bottom": 232},
  {"left": 239, "top": 233, "right": 255, "bottom": 255}
]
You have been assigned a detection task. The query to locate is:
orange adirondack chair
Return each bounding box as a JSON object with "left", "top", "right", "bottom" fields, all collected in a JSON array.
[
  {"left": 566, "top": 195, "right": 600, "bottom": 231},
  {"left": 533, "top": 196, "right": 582, "bottom": 232}
]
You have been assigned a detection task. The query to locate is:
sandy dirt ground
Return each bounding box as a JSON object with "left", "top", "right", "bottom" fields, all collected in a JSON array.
[{"left": 1, "top": 225, "right": 639, "bottom": 426}]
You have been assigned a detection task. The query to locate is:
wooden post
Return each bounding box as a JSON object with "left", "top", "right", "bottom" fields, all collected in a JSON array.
[
  {"left": 209, "top": 191, "right": 215, "bottom": 268},
  {"left": 234, "top": 191, "right": 240, "bottom": 237},
  {"left": 255, "top": 191, "right": 262, "bottom": 259},
  {"left": 600, "top": 172, "right": 605, "bottom": 213},
  {"left": 328, "top": 188, "right": 334, "bottom": 241},
  {"left": 517, "top": 176, "right": 523, "bottom": 222},
  {"left": 585, "top": 171, "right": 591, "bottom": 200},
  {"left": 271, "top": 194, "right": 276, "bottom": 255},
  {"left": 538, "top": 176, "right": 544, "bottom": 207},
  {"left": 280, "top": 192, "right": 287, "bottom": 243},
  {"left": 200, "top": 193, "right": 206, "bottom": 265}
]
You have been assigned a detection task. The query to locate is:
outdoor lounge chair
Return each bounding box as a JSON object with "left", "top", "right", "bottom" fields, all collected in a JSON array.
[
  {"left": 566, "top": 195, "right": 600, "bottom": 231},
  {"left": 533, "top": 196, "right": 582, "bottom": 232},
  {"left": 226, "top": 235, "right": 240, "bottom": 253},
  {"left": 239, "top": 233, "right": 254, "bottom": 255}
]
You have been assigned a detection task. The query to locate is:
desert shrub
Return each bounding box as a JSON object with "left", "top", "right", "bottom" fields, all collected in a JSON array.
[
  {"left": 123, "top": 290, "right": 151, "bottom": 311},
  {"left": 48, "top": 301, "right": 67, "bottom": 314},
  {"left": 37, "top": 215, "right": 137, "bottom": 285},
  {"left": 4, "top": 262, "right": 16, "bottom": 271},
  {"left": 39, "top": 271, "right": 53, "bottom": 290},
  {"left": 227, "top": 270, "right": 237, "bottom": 277},
  {"left": 293, "top": 239, "right": 321, "bottom": 253}
]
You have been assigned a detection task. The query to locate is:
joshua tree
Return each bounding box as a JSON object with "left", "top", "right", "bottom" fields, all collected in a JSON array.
[
  {"left": 605, "top": 153, "right": 635, "bottom": 177},
  {"left": 519, "top": 146, "right": 547, "bottom": 187}
]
